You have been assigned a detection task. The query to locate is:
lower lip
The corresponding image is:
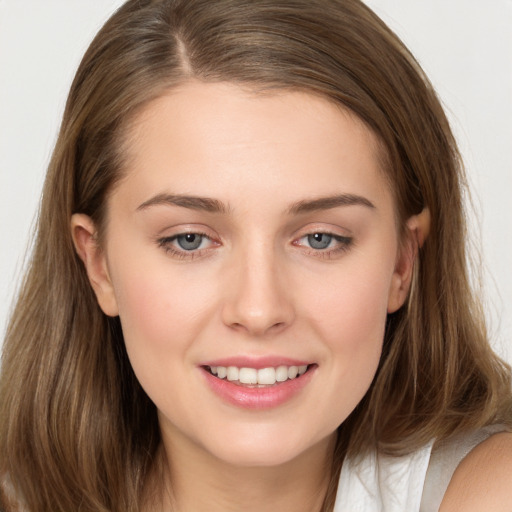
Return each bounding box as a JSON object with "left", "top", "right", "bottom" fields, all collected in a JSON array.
[{"left": 201, "top": 366, "right": 316, "bottom": 409}]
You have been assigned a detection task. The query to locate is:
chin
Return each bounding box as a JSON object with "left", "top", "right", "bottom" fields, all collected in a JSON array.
[
  {"left": 214, "top": 448, "right": 297, "bottom": 468},
  {"left": 203, "top": 427, "right": 333, "bottom": 469}
]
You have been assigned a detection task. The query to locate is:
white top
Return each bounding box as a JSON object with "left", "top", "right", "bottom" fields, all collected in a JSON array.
[{"left": 334, "top": 425, "right": 505, "bottom": 512}]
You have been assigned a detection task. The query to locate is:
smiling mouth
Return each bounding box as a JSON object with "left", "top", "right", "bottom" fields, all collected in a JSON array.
[{"left": 203, "top": 364, "right": 313, "bottom": 387}]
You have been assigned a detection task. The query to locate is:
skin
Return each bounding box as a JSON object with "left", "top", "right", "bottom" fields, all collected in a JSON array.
[
  {"left": 440, "top": 432, "right": 512, "bottom": 511},
  {"left": 72, "top": 81, "right": 426, "bottom": 511}
]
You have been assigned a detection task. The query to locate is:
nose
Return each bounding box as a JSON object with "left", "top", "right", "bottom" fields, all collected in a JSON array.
[{"left": 221, "top": 244, "right": 295, "bottom": 337}]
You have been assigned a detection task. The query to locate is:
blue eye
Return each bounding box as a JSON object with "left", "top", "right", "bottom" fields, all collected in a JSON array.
[
  {"left": 307, "top": 233, "right": 333, "bottom": 250},
  {"left": 175, "top": 233, "right": 204, "bottom": 251},
  {"left": 158, "top": 232, "right": 213, "bottom": 258},
  {"left": 294, "top": 231, "right": 353, "bottom": 258}
]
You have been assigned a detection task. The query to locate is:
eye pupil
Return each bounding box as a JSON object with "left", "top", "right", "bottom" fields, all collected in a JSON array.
[
  {"left": 308, "top": 233, "right": 332, "bottom": 249},
  {"left": 177, "top": 233, "right": 203, "bottom": 250}
]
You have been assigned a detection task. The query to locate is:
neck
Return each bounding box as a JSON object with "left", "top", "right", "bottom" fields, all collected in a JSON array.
[{"left": 155, "top": 430, "right": 337, "bottom": 512}]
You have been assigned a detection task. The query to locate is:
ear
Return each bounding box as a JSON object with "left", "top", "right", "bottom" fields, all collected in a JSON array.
[
  {"left": 70, "top": 214, "right": 119, "bottom": 316},
  {"left": 387, "top": 208, "right": 431, "bottom": 313}
]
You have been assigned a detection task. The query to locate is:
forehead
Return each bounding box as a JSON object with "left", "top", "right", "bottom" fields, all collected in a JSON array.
[{"left": 114, "top": 81, "right": 392, "bottom": 214}]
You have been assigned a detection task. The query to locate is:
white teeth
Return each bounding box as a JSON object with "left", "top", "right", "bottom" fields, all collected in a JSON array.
[
  {"left": 227, "top": 366, "right": 239, "bottom": 381},
  {"left": 209, "top": 364, "right": 310, "bottom": 385},
  {"left": 239, "top": 368, "right": 258, "bottom": 384},
  {"left": 257, "top": 367, "right": 276, "bottom": 385},
  {"left": 275, "top": 365, "right": 289, "bottom": 382},
  {"left": 288, "top": 366, "right": 298, "bottom": 379}
]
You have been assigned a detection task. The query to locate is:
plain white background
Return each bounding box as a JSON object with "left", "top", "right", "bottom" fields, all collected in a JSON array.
[{"left": 1, "top": 1, "right": 511, "bottom": 363}]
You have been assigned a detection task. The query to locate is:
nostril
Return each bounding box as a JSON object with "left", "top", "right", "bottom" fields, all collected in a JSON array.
[
  {"left": 221, "top": 285, "right": 295, "bottom": 335},
  {"left": 226, "top": 319, "right": 288, "bottom": 337}
]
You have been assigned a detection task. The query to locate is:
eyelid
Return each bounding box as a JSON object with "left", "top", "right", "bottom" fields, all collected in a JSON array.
[
  {"left": 156, "top": 226, "right": 221, "bottom": 260},
  {"left": 291, "top": 223, "right": 352, "bottom": 242},
  {"left": 291, "top": 225, "right": 354, "bottom": 259},
  {"left": 293, "top": 232, "right": 352, "bottom": 248}
]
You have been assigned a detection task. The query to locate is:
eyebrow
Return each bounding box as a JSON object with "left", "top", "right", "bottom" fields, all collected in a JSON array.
[
  {"left": 287, "top": 194, "right": 375, "bottom": 214},
  {"left": 136, "top": 192, "right": 375, "bottom": 215},
  {"left": 136, "top": 193, "right": 229, "bottom": 214}
]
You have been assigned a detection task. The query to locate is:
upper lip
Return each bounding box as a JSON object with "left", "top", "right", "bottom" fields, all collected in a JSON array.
[{"left": 200, "top": 356, "right": 313, "bottom": 369}]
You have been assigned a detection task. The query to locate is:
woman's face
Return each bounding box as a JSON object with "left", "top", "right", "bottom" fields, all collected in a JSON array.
[{"left": 78, "top": 82, "right": 412, "bottom": 468}]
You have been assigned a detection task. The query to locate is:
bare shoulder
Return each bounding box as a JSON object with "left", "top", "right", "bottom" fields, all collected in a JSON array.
[{"left": 440, "top": 432, "right": 512, "bottom": 511}]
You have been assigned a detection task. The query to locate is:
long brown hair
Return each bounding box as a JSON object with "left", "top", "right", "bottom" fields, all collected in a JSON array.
[{"left": 1, "top": 1, "right": 511, "bottom": 510}]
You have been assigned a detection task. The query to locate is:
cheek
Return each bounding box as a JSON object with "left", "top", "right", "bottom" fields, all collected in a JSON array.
[
  {"left": 300, "top": 261, "right": 393, "bottom": 418},
  {"left": 306, "top": 256, "right": 392, "bottom": 345},
  {"left": 108, "top": 258, "right": 218, "bottom": 374},
  {"left": 329, "top": 284, "right": 387, "bottom": 361}
]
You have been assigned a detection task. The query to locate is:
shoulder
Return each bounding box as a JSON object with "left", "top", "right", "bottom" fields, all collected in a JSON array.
[{"left": 439, "top": 431, "right": 512, "bottom": 511}]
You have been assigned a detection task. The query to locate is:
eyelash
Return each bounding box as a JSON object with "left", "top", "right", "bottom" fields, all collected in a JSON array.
[
  {"left": 157, "top": 232, "right": 215, "bottom": 260},
  {"left": 293, "top": 232, "right": 353, "bottom": 259},
  {"left": 157, "top": 231, "right": 353, "bottom": 260}
]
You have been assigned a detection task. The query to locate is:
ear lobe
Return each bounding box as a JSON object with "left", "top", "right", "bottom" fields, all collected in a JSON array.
[
  {"left": 70, "top": 214, "right": 119, "bottom": 317},
  {"left": 387, "top": 208, "right": 430, "bottom": 313}
]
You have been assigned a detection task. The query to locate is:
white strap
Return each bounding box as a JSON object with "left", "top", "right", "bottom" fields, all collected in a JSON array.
[{"left": 334, "top": 441, "right": 434, "bottom": 511}]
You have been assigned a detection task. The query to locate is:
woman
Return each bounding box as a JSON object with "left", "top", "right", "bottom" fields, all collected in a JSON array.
[{"left": 1, "top": 1, "right": 511, "bottom": 510}]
